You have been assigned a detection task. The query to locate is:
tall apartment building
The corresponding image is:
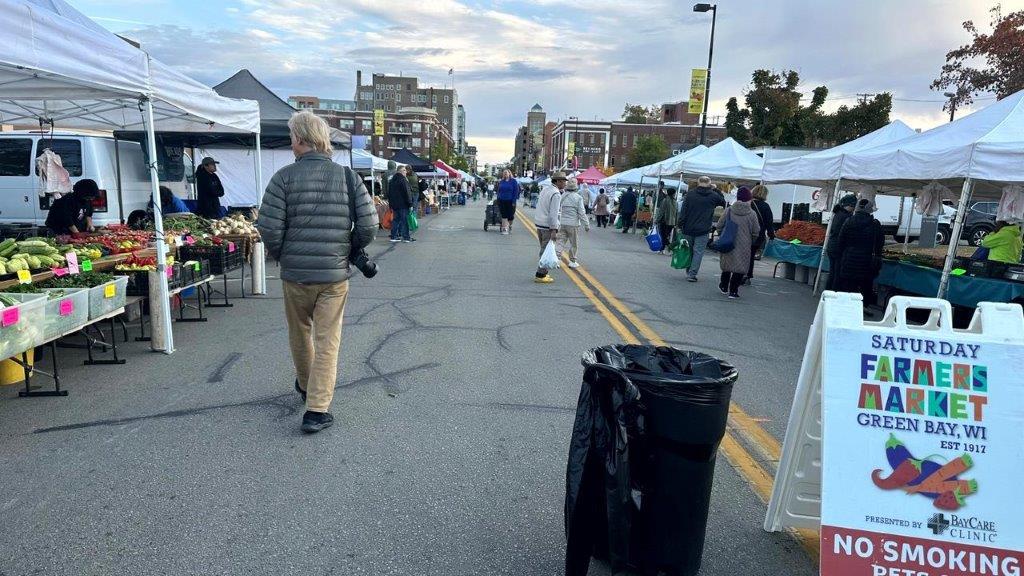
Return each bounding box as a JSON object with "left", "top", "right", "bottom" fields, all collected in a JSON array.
[
  {"left": 288, "top": 96, "right": 355, "bottom": 112},
  {"left": 352, "top": 71, "right": 465, "bottom": 154},
  {"left": 511, "top": 104, "right": 547, "bottom": 175}
]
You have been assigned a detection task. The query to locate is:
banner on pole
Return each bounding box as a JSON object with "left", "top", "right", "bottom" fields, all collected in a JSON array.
[
  {"left": 567, "top": 142, "right": 575, "bottom": 160},
  {"left": 373, "top": 109, "right": 385, "bottom": 137},
  {"left": 688, "top": 68, "right": 708, "bottom": 115}
]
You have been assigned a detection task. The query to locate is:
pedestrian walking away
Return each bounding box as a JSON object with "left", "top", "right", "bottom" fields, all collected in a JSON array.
[
  {"left": 534, "top": 171, "right": 567, "bottom": 282},
  {"left": 387, "top": 165, "right": 414, "bottom": 243},
  {"left": 834, "top": 197, "right": 885, "bottom": 308},
  {"left": 654, "top": 186, "right": 679, "bottom": 254},
  {"left": 747, "top": 184, "right": 776, "bottom": 282},
  {"left": 558, "top": 177, "right": 590, "bottom": 268},
  {"left": 716, "top": 186, "right": 761, "bottom": 299},
  {"left": 496, "top": 169, "right": 521, "bottom": 235},
  {"left": 678, "top": 175, "right": 727, "bottom": 282},
  {"left": 257, "top": 111, "right": 379, "bottom": 434},
  {"left": 593, "top": 188, "right": 611, "bottom": 228},
  {"left": 825, "top": 194, "right": 858, "bottom": 291},
  {"left": 618, "top": 186, "right": 638, "bottom": 233}
]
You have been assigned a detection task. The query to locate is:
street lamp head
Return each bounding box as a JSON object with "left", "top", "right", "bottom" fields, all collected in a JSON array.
[{"left": 693, "top": 3, "right": 714, "bottom": 12}]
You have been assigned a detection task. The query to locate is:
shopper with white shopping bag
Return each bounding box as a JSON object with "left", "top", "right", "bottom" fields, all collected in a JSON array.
[{"left": 534, "top": 172, "right": 567, "bottom": 283}]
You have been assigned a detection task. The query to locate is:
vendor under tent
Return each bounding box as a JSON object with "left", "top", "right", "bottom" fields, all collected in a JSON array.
[
  {"left": 576, "top": 166, "right": 607, "bottom": 185},
  {"left": 819, "top": 89, "right": 1024, "bottom": 299},
  {"left": 0, "top": 0, "right": 261, "bottom": 355},
  {"left": 762, "top": 120, "right": 920, "bottom": 292}
]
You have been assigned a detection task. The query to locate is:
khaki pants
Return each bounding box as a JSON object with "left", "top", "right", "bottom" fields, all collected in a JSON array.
[
  {"left": 535, "top": 227, "right": 558, "bottom": 276},
  {"left": 283, "top": 280, "right": 350, "bottom": 413},
  {"left": 558, "top": 225, "right": 580, "bottom": 262}
]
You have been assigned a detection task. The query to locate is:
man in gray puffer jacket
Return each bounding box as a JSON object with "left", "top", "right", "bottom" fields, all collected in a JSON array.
[{"left": 258, "top": 111, "right": 379, "bottom": 434}]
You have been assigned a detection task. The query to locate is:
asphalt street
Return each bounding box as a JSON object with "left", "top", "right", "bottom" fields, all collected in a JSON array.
[{"left": 0, "top": 200, "right": 818, "bottom": 576}]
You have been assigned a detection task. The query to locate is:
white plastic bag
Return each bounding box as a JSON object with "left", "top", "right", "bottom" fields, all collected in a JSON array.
[
  {"left": 997, "top": 185, "right": 1024, "bottom": 223},
  {"left": 916, "top": 181, "right": 954, "bottom": 216},
  {"left": 538, "top": 240, "right": 559, "bottom": 270}
]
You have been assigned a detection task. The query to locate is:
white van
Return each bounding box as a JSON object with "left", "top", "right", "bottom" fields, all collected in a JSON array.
[{"left": 0, "top": 131, "right": 188, "bottom": 230}]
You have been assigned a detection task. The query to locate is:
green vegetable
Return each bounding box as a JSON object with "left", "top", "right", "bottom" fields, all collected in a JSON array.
[
  {"left": 0, "top": 285, "right": 40, "bottom": 295},
  {"left": 26, "top": 256, "right": 41, "bottom": 269},
  {"left": 38, "top": 271, "right": 115, "bottom": 289}
]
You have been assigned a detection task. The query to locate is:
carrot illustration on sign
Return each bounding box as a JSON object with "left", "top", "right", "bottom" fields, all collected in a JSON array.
[{"left": 871, "top": 434, "right": 978, "bottom": 511}]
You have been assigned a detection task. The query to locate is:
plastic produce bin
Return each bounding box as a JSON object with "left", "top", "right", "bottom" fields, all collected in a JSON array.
[
  {"left": 88, "top": 276, "right": 129, "bottom": 319},
  {"left": 0, "top": 293, "right": 47, "bottom": 359},
  {"left": 565, "top": 345, "right": 738, "bottom": 576},
  {"left": 40, "top": 288, "right": 89, "bottom": 342}
]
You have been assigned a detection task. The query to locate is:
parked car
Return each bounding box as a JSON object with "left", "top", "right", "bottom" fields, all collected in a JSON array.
[
  {"left": 964, "top": 201, "right": 998, "bottom": 246},
  {"left": 0, "top": 131, "right": 189, "bottom": 232}
]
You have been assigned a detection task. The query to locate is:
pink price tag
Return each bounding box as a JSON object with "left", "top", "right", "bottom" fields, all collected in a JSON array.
[
  {"left": 228, "top": 242, "right": 236, "bottom": 253},
  {"left": 1, "top": 306, "right": 19, "bottom": 327},
  {"left": 185, "top": 236, "right": 196, "bottom": 246},
  {"left": 165, "top": 266, "right": 173, "bottom": 278},
  {"left": 59, "top": 299, "right": 74, "bottom": 316},
  {"left": 52, "top": 267, "right": 69, "bottom": 277},
  {"left": 65, "top": 252, "right": 78, "bottom": 267}
]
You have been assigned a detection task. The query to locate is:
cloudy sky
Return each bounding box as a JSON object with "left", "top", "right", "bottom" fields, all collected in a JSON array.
[{"left": 78, "top": 0, "right": 1024, "bottom": 165}]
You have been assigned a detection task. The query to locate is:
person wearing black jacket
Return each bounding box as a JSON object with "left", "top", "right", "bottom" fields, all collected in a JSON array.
[
  {"left": 195, "top": 157, "right": 225, "bottom": 219},
  {"left": 617, "top": 186, "right": 638, "bottom": 233},
  {"left": 747, "top": 184, "right": 776, "bottom": 282},
  {"left": 677, "top": 176, "right": 727, "bottom": 282},
  {"left": 825, "top": 194, "right": 858, "bottom": 290},
  {"left": 387, "top": 166, "right": 414, "bottom": 243},
  {"left": 834, "top": 198, "right": 885, "bottom": 305},
  {"left": 46, "top": 179, "right": 98, "bottom": 235}
]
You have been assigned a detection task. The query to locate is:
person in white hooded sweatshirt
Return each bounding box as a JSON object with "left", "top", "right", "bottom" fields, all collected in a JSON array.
[
  {"left": 533, "top": 171, "right": 567, "bottom": 283},
  {"left": 558, "top": 177, "right": 590, "bottom": 268}
]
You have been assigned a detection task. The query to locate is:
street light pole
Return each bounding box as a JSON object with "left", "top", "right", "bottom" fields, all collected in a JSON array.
[
  {"left": 694, "top": 3, "right": 717, "bottom": 145},
  {"left": 943, "top": 92, "right": 957, "bottom": 122}
]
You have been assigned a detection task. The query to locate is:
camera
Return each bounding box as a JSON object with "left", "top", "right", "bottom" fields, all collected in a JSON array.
[{"left": 349, "top": 246, "right": 377, "bottom": 278}]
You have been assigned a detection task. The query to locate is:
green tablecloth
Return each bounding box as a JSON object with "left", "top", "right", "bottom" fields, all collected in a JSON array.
[
  {"left": 763, "top": 239, "right": 829, "bottom": 272},
  {"left": 877, "top": 260, "right": 1024, "bottom": 308}
]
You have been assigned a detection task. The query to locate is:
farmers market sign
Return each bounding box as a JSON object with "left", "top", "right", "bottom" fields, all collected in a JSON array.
[{"left": 820, "top": 299, "right": 1024, "bottom": 576}]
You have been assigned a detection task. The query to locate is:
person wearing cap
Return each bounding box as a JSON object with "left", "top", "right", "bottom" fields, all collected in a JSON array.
[
  {"left": 46, "top": 179, "right": 98, "bottom": 235},
  {"left": 678, "top": 175, "right": 727, "bottom": 282},
  {"left": 558, "top": 177, "right": 590, "bottom": 268},
  {"left": 534, "top": 171, "right": 567, "bottom": 282},
  {"left": 834, "top": 197, "right": 885, "bottom": 306},
  {"left": 715, "top": 186, "right": 761, "bottom": 299},
  {"left": 825, "top": 194, "right": 858, "bottom": 291},
  {"left": 195, "top": 156, "right": 226, "bottom": 219}
]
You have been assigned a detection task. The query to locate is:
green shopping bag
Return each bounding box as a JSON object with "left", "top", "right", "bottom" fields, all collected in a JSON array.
[
  {"left": 408, "top": 211, "right": 419, "bottom": 232},
  {"left": 614, "top": 214, "right": 623, "bottom": 229},
  {"left": 671, "top": 239, "right": 692, "bottom": 270}
]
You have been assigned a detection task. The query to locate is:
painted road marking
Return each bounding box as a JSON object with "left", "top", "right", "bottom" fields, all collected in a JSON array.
[{"left": 516, "top": 209, "right": 818, "bottom": 560}]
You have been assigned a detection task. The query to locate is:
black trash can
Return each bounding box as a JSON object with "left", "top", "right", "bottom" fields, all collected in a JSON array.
[{"left": 564, "top": 345, "right": 737, "bottom": 576}]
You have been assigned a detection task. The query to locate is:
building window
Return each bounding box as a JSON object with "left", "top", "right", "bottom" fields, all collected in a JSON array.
[
  {"left": 412, "top": 122, "right": 422, "bottom": 133},
  {"left": 406, "top": 83, "right": 412, "bottom": 90},
  {"left": 433, "top": 95, "right": 437, "bottom": 104},
  {"left": 444, "top": 95, "right": 450, "bottom": 104},
  {"left": 412, "top": 138, "right": 422, "bottom": 148},
  {"left": 396, "top": 93, "right": 402, "bottom": 103},
  {"left": 340, "top": 119, "right": 354, "bottom": 130},
  {"left": 609, "top": 156, "right": 615, "bottom": 167},
  {"left": 361, "top": 120, "right": 373, "bottom": 132},
  {"left": 612, "top": 134, "right": 617, "bottom": 147}
]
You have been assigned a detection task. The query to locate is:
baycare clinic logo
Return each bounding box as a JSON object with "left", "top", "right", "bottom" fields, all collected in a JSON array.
[{"left": 927, "top": 512, "right": 998, "bottom": 543}]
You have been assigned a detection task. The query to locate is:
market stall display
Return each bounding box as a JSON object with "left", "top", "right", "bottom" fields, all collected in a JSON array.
[
  {"left": 775, "top": 221, "right": 827, "bottom": 245},
  {"left": 0, "top": 293, "right": 46, "bottom": 361},
  {"left": 39, "top": 272, "right": 128, "bottom": 320},
  {"left": 1, "top": 285, "right": 90, "bottom": 343}
]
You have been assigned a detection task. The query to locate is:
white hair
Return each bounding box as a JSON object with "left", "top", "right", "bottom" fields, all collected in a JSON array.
[{"left": 288, "top": 111, "right": 333, "bottom": 154}]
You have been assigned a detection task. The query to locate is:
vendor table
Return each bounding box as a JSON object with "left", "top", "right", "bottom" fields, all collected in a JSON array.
[
  {"left": 763, "top": 239, "right": 829, "bottom": 287},
  {"left": 876, "top": 260, "right": 1024, "bottom": 308},
  {"left": 135, "top": 275, "right": 216, "bottom": 342}
]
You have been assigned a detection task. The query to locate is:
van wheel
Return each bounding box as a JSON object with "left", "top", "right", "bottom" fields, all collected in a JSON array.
[
  {"left": 936, "top": 225, "right": 952, "bottom": 245},
  {"left": 127, "top": 210, "right": 148, "bottom": 230}
]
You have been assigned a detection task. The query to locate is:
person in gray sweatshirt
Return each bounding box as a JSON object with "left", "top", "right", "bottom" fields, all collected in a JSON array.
[{"left": 558, "top": 177, "right": 590, "bottom": 268}]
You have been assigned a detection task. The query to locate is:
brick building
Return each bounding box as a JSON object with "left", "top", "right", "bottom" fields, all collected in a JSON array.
[
  {"left": 352, "top": 71, "right": 465, "bottom": 154},
  {"left": 547, "top": 119, "right": 728, "bottom": 172}
]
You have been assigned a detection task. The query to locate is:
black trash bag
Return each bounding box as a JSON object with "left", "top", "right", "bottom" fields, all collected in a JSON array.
[{"left": 564, "top": 345, "right": 737, "bottom": 576}]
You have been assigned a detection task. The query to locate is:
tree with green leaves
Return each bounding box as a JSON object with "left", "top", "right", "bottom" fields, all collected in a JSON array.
[
  {"left": 724, "top": 97, "right": 750, "bottom": 145},
  {"left": 450, "top": 155, "right": 470, "bottom": 171},
  {"left": 802, "top": 93, "right": 893, "bottom": 147},
  {"left": 626, "top": 135, "right": 669, "bottom": 169},
  {"left": 932, "top": 5, "right": 1024, "bottom": 113},
  {"left": 621, "top": 103, "right": 662, "bottom": 124},
  {"left": 429, "top": 141, "right": 452, "bottom": 163}
]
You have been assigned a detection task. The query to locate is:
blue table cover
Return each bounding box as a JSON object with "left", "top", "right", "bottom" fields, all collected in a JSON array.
[
  {"left": 763, "top": 239, "right": 829, "bottom": 272},
  {"left": 877, "top": 260, "right": 1024, "bottom": 308}
]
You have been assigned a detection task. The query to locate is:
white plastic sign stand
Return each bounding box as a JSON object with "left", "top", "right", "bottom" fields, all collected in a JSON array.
[{"left": 766, "top": 292, "right": 1024, "bottom": 575}]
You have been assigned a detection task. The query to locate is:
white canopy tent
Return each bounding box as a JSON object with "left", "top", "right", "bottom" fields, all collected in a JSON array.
[
  {"left": 351, "top": 149, "right": 392, "bottom": 172},
  {"left": 824, "top": 90, "right": 1024, "bottom": 297},
  {"left": 199, "top": 148, "right": 352, "bottom": 207},
  {"left": 0, "top": 0, "right": 261, "bottom": 354},
  {"left": 762, "top": 120, "right": 921, "bottom": 292},
  {"left": 640, "top": 145, "right": 709, "bottom": 178},
  {"left": 655, "top": 138, "right": 763, "bottom": 181}
]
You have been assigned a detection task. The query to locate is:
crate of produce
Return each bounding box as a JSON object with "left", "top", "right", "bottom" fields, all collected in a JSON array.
[
  {"left": 179, "top": 245, "right": 242, "bottom": 274},
  {"left": 0, "top": 293, "right": 46, "bottom": 358},
  {"left": 39, "top": 288, "right": 89, "bottom": 342},
  {"left": 87, "top": 276, "right": 129, "bottom": 319}
]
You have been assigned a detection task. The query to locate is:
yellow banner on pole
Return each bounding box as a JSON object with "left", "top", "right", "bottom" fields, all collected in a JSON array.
[
  {"left": 688, "top": 68, "right": 708, "bottom": 114},
  {"left": 567, "top": 142, "right": 575, "bottom": 160},
  {"left": 373, "top": 109, "right": 385, "bottom": 136}
]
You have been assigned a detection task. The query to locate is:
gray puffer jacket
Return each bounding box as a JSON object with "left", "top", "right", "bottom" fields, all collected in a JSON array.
[{"left": 257, "top": 152, "right": 379, "bottom": 284}]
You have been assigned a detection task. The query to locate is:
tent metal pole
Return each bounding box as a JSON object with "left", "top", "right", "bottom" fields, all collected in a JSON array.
[
  {"left": 895, "top": 193, "right": 906, "bottom": 251},
  {"left": 143, "top": 98, "right": 175, "bottom": 354},
  {"left": 254, "top": 133, "right": 264, "bottom": 208},
  {"left": 938, "top": 178, "right": 974, "bottom": 299},
  {"left": 812, "top": 179, "right": 840, "bottom": 294},
  {"left": 113, "top": 134, "right": 125, "bottom": 224},
  {"left": 901, "top": 195, "right": 916, "bottom": 254}
]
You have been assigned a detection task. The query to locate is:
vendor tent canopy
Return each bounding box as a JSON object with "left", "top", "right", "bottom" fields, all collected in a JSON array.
[
  {"left": 600, "top": 167, "right": 650, "bottom": 187},
  {"left": 214, "top": 69, "right": 295, "bottom": 122},
  {"left": 516, "top": 177, "right": 534, "bottom": 185},
  {"left": 576, "top": 166, "right": 607, "bottom": 184},
  {"left": 457, "top": 169, "right": 476, "bottom": 182},
  {"left": 0, "top": 0, "right": 261, "bottom": 355},
  {"left": 392, "top": 148, "right": 433, "bottom": 172},
  {"left": 352, "top": 149, "right": 395, "bottom": 172},
  {"left": 654, "top": 138, "right": 762, "bottom": 180},
  {"left": 761, "top": 120, "right": 918, "bottom": 187},
  {"left": 640, "top": 145, "right": 708, "bottom": 178},
  {"left": 434, "top": 160, "right": 460, "bottom": 178}
]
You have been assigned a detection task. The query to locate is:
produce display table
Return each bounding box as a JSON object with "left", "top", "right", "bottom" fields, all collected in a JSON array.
[
  {"left": 876, "top": 260, "right": 1024, "bottom": 308},
  {"left": 135, "top": 275, "right": 216, "bottom": 343},
  {"left": 0, "top": 252, "right": 135, "bottom": 291},
  {"left": 13, "top": 306, "right": 126, "bottom": 397},
  {"left": 763, "top": 239, "right": 829, "bottom": 286}
]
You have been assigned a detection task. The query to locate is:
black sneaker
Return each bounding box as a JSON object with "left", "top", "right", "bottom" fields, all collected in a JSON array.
[
  {"left": 403, "top": 238, "right": 417, "bottom": 243},
  {"left": 728, "top": 293, "right": 740, "bottom": 300},
  {"left": 301, "top": 411, "right": 334, "bottom": 434},
  {"left": 687, "top": 276, "right": 698, "bottom": 283},
  {"left": 294, "top": 379, "right": 306, "bottom": 403},
  {"left": 719, "top": 284, "right": 729, "bottom": 295}
]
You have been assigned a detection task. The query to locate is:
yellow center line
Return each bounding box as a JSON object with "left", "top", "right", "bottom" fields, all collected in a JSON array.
[{"left": 516, "top": 208, "right": 818, "bottom": 561}]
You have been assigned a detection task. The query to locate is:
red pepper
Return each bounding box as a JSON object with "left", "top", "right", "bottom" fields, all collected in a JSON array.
[{"left": 871, "top": 459, "right": 922, "bottom": 489}]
